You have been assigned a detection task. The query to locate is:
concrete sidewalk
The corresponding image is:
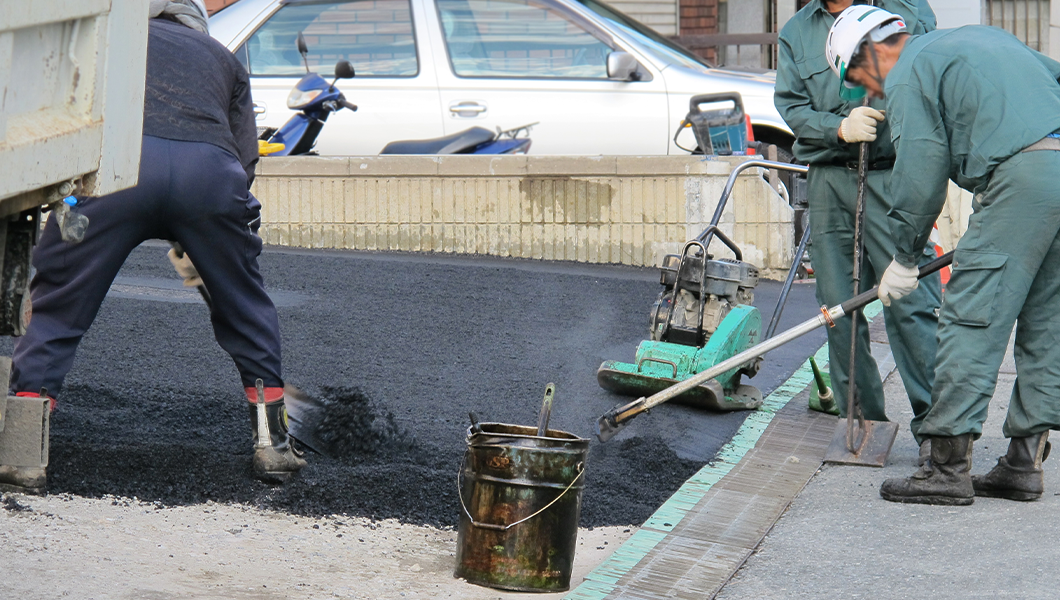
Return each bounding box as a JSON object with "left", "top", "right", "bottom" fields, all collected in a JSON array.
[{"left": 716, "top": 334, "right": 1060, "bottom": 599}]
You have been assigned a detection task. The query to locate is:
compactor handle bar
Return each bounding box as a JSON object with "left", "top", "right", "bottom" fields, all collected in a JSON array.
[{"left": 700, "top": 160, "right": 809, "bottom": 255}]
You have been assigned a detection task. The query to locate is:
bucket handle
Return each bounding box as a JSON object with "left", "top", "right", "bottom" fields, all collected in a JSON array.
[{"left": 458, "top": 461, "right": 585, "bottom": 532}]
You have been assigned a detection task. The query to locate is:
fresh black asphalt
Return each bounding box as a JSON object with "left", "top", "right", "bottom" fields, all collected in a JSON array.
[{"left": 0, "top": 243, "right": 824, "bottom": 527}]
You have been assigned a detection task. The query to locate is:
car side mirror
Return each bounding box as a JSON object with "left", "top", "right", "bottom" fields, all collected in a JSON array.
[
  {"left": 607, "top": 51, "right": 640, "bottom": 81},
  {"left": 334, "top": 60, "right": 355, "bottom": 79}
]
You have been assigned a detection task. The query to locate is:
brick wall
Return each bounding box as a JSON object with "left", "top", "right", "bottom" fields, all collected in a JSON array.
[
  {"left": 205, "top": 0, "right": 242, "bottom": 14},
  {"left": 679, "top": 0, "right": 720, "bottom": 62}
]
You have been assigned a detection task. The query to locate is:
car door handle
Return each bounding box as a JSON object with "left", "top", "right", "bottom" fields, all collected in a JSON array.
[
  {"left": 449, "top": 101, "right": 487, "bottom": 117},
  {"left": 253, "top": 102, "right": 267, "bottom": 117}
]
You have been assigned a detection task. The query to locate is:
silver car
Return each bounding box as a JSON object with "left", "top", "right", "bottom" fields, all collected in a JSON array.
[{"left": 210, "top": 0, "right": 792, "bottom": 155}]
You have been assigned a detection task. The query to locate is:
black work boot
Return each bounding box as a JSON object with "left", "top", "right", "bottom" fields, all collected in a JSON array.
[
  {"left": 972, "top": 432, "right": 1051, "bottom": 501},
  {"left": 0, "top": 466, "right": 46, "bottom": 495},
  {"left": 918, "top": 440, "right": 930, "bottom": 467},
  {"left": 880, "top": 434, "right": 975, "bottom": 506},
  {"left": 248, "top": 389, "right": 306, "bottom": 484}
]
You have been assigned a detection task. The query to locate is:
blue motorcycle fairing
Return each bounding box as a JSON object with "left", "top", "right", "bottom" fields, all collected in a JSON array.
[
  {"left": 296, "top": 73, "right": 328, "bottom": 91},
  {"left": 268, "top": 113, "right": 321, "bottom": 156},
  {"left": 289, "top": 73, "right": 343, "bottom": 111}
]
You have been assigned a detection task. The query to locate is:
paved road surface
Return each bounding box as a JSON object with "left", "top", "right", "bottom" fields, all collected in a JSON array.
[{"left": 0, "top": 243, "right": 824, "bottom": 527}]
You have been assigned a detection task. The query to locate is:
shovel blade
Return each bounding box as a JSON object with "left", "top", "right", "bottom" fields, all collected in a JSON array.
[
  {"left": 283, "top": 384, "right": 330, "bottom": 457},
  {"left": 822, "top": 419, "right": 899, "bottom": 467}
]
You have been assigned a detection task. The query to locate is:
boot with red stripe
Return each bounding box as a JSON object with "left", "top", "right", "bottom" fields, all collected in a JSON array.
[{"left": 246, "top": 380, "right": 306, "bottom": 484}]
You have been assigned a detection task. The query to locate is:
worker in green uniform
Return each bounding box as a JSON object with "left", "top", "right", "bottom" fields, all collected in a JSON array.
[
  {"left": 827, "top": 7, "right": 1060, "bottom": 505},
  {"left": 775, "top": 0, "right": 942, "bottom": 461}
]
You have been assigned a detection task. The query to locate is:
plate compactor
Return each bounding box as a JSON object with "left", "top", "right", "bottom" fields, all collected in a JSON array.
[
  {"left": 597, "top": 158, "right": 814, "bottom": 412},
  {"left": 597, "top": 237, "right": 765, "bottom": 411}
]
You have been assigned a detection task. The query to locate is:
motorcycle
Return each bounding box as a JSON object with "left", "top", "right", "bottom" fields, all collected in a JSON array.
[{"left": 259, "top": 33, "right": 533, "bottom": 157}]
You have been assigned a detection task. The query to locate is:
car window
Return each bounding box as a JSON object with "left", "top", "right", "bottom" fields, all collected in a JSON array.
[
  {"left": 574, "top": 0, "right": 713, "bottom": 69},
  {"left": 437, "top": 0, "right": 613, "bottom": 78},
  {"left": 239, "top": 0, "right": 418, "bottom": 77}
]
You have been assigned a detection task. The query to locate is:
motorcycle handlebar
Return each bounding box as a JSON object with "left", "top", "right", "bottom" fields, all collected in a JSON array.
[{"left": 341, "top": 100, "right": 358, "bottom": 112}]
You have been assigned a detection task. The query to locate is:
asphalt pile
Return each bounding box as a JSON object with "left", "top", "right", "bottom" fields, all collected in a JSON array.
[
  {"left": 0, "top": 244, "right": 822, "bottom": 527},
  {"left": 307, "top": 386, "right": 415, "bottom": 459}
]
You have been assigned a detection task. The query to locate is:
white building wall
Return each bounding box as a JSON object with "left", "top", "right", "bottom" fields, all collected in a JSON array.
[
  {"left": 724, "top": 0, "right": 767, "bottom": 67},
  {"left": 932, "top": 0, "right": 981, "bottom": 27},
  {"left": 1054, "top": 7, "right": 1060, "bottom": 59},
  {"left": 609, "top": 0, "right": 679, "bottom": 35}
]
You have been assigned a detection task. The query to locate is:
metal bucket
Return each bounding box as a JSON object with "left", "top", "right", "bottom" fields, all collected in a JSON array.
[{"left": 455, "top": 422, "right": 589, "bottom": 592}]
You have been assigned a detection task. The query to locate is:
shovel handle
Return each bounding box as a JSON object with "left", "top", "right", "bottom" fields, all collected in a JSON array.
[
  {"left": 537, "top": 383, "right": 555, "bottom": 437},
  {"left": 840, "top": 251, "right": 953, "bottom": 315}
]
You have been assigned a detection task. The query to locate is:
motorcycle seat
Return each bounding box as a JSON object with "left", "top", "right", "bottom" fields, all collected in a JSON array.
[{"left": 379, "top": 127, "right": 495, "bottom": 155}]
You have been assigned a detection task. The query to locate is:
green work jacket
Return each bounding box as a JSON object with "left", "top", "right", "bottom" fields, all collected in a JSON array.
[
  {"left": 775, "top": 0, "right": 935, "bottom": 165},
  {"left": 885, "top": 26, "right": 1060, "bottom": 266}
]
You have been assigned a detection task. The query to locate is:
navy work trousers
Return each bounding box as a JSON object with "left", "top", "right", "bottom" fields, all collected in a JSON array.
[{"left": 10, "top": 135, "right": 283, "bottom": 396}]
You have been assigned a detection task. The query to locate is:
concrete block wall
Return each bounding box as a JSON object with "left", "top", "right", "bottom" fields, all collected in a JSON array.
[{"left": 252, "top": 155, "right": 795, "bottom": 277}]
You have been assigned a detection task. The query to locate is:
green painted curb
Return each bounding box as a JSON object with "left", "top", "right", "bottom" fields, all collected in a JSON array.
[{"left": 564, "top": 301, "right": 884, "bottom": 600}]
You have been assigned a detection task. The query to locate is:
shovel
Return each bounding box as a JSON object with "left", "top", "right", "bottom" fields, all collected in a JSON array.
[
  {"left": 822, "top": 136, "right": 896, "bottom": 467},
  {"left": 166, "top": 243, "right": 326, "bottom": 455},
  {"left": 595, "top": 251, "right": 953, "bottom": 442},
  {"left": 283, "top": 383, "right": 330, "bottom": 456}
]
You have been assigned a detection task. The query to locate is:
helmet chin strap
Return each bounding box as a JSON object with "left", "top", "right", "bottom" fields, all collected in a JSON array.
[{"left": 864, "top": 40, "right": 887, "bottom": 96}]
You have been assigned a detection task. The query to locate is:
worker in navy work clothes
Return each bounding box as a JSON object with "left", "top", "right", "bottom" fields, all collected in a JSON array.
[{"left": 0, "top": 0, "right": 305, "bottom": 495}]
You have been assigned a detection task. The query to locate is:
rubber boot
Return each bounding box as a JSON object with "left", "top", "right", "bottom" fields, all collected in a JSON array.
[
  {"left": 247, "top": 385, "right": 306, "bottom": 484},
  {"left": 972, "top": 432, "right": 1051, "bottom": 501},
  {"left": 0, "top": 466, "right": 46, "bottom": 495},
  {"left": 879, "top": 434, "right": 975, "bottom": 506}
]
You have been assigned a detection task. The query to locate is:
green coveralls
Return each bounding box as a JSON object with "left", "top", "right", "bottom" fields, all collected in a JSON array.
[
  {"left": 885, "top": 26, "right": 1060, "bottom": 438},
  {"left": 775, "top": 0, "right": 942, "bottom": 440}
]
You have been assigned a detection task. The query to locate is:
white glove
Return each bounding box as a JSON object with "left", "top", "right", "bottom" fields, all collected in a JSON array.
[
  {"left": 167, "top": 248, "right": 203, "bottom": 288},
  {"left": 878, "top": 259, "right": 919, "bottom": 307},
  {"left": 839, "top": 107, "right": 885, "bottom": 143}
]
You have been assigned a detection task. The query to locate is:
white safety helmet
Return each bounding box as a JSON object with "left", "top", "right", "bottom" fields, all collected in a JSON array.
[{"left": 825, "top": 5, "right": 906, "bottom": 100}]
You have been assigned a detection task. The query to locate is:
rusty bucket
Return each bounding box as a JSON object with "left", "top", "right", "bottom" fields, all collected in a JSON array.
[{"left": 454, "top": 422, "right": 589, "bottom": 592}]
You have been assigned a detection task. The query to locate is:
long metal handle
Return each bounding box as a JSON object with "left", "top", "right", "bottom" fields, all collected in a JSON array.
[
  {"left": 613, "top": 309, "right": 835, "bottom": 420},
  {"left": 596, "top": 251, "right": 954, "bottom": 442},
  {"left": 765, "top": 223, "right": 812, "bottom": 339},
  {"left": 847, "top": 138, "right": 870, "bottom": 453}
]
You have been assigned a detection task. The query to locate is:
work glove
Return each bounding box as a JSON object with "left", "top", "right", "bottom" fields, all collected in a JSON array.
[
  {"left": 878, "top": 259, "right": 919, "bottom": 307},
  {"left": 839, "top": 107, "right": 885, "bottom": 143},
  {"left": 167, "top": 247, "right": 203, "bottom": 288}
]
